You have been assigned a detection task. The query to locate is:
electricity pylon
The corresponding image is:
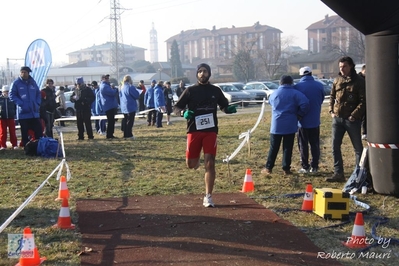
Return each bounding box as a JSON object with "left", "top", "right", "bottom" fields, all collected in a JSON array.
[{"left": 110, "top": 0, "right": 125, "bottom": 83}]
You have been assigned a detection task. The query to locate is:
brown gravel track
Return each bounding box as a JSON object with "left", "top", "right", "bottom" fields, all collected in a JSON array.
[{"left": 76, "top": 193, "right": 341, "bottom": 266}]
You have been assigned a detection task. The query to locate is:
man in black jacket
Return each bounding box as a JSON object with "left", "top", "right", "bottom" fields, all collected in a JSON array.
[
  {"left": 40, "top": 79, "right": 57, "bottom": 138},
  {"left": 173, "top": 63, "right": 237, "bottom": 208},
  {"left": 175, "top": 80, "right": 186, "bottom": 98},
  {"left": 175, "top": 80, "right": 187, "bottom": 117},
  {"left": 71, "top": 77, "right": 95, "bottom": 140}
]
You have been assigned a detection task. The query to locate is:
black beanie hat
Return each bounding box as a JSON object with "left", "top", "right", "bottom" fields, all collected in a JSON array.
[
  {"left": 279, "top": 75, "right": 293, "bottom": 85},
  {"left": 20, "top": 66, "right": 32, "bottom": 73},
  {"left": 197, "top": 63, "right": 211, "bottom": 77}
]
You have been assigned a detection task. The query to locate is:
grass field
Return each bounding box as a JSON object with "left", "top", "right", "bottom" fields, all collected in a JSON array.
[{"left": 0, "top": 104, "right": 398, "bottom": 265}]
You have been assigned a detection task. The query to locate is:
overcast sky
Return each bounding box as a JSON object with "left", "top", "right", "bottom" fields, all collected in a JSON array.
[{"left": 1, "top": 0, "right": 336, "bottom": 68}]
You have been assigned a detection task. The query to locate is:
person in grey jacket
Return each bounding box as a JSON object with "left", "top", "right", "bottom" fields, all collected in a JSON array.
[{"left": 56, "top": 86, "right": 66, "bottom": 126}]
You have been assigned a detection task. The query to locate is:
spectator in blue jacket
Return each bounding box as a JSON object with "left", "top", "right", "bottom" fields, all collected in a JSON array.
[
  {"left": 144, "top": 79, "right": 156, "bottom": 126},
  {"left": 295, "top": 66, "right": 325, "bottom": 173},
  {"left": 154, "top": 80, "right": 166, "bottom": 128},
  {"left": 119, "top": 75, "right": 140, "bottom": 139},
  {"left": 9, "top": 66, "right": 43, "bottom": 146},
  {"left": 261, "top": 75, "right": 309, "bottom": 176},
  {"left": 99, "top": 74, "right": 119, "bottom": 139},
  {"left": 91, "top": 81, "right": 106, "bottom": 135}
]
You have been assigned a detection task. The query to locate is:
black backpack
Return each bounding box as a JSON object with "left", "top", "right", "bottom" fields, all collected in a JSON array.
[{"left": 24, "top": 139, "right": 39, "bottom": 156}]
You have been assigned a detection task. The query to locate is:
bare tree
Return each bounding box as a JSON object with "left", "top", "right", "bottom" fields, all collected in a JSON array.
[
  {"left": 347, "top": 31, "right": 365, "bottom": 63},
  {"left": 233, "top": 50, "right": 255, "bottom": 82},
  {"left": 219, "top": 34, "right": 259, "bottom": 81},
  {"left": 256, "top": 36, "right": 294, "bottom": 79},
  {"left": 326, "top": 29, "right": 365, "bottom": 63},
  {"left": 218, "top": 33, "right": 290, "bottom": 81}
]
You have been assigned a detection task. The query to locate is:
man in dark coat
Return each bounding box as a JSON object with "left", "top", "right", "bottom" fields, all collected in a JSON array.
[
  {"left": 40, "top": 78, "right": 57, "bottom": 138},
  {"left": 71, "top": 77, "right": 95, "bottom": 140}
]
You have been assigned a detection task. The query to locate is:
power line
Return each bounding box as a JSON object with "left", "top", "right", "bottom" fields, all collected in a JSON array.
[{"left": 122, "top": 0, "right": 199, "bottom": 18}]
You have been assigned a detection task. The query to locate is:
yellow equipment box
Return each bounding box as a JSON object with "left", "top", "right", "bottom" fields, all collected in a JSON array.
[{"left": 313, "top": 188, "right": 350, "bottom": 220}]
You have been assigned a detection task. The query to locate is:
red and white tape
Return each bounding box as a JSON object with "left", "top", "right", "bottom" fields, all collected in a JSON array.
[{"left": 368, "top": 143, "right": 399, "bottom": 149}]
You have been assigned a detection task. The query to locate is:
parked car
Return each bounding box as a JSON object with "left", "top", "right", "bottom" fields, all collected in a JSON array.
[
  {"left": 318, "top": 79, "right": 332, "bottom": 96},
  {"left": 319, "top": 79, "right": 333, "bottom": 95},
  {"left": 214, "top": 83, "right": 253, "bottom": 106},
  {"left": 235, "top": 82, "right": 268, "bottom": 103},
  {"left": 55, "top": 85, "right": 74, "bottom": 93},
  {"left": 244, "top": 81, "right": 279, "bottom": 99}
]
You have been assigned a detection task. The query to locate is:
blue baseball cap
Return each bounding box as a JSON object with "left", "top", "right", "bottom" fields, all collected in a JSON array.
[{"left": 76, "top": 77, "right": 84, "bottom": 84}]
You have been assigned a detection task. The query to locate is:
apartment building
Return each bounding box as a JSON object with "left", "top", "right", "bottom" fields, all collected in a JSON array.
[
  {"left": 288, "top": 14, "right": 365, "bottom": 78},
  {"left": 166, "top": 22, "right": 282, "bottom": 64},
  {"left": 307, "top": 14, "right": 364, "bottom": 62},
  {"left": 67, "top": 42, "right": 146, "bottom": 65}
]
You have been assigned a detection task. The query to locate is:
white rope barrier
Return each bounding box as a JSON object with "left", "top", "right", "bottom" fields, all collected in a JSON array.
[
  {"left": 53, "top": 130, "right": 71, "bottom": 181},
  {"left": 223, "top": 98, "right": 267, "bottom": 163},
  {"left": 0, "top": 161, "right": 64, "bottom": 233},
  {"left": 54, "top": 109, "right": 155, "bottom": 123},
  {"left": 0, "top": 130, "right": 70, "bottom": 233}
]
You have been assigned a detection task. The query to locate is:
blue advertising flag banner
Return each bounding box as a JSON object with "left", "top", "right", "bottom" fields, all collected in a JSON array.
[{"left": 25, "top": 39, "right": 52, "bottom": 89}]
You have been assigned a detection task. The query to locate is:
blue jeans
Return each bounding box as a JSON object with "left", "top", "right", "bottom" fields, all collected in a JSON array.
[
  {"left": 332, "top": 117, "right": 363, "bottom": 174},
  {"left": 265, "top": 133, "right": 295, "bottom": 171}
]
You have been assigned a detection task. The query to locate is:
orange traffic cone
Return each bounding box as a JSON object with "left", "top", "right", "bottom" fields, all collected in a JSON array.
[
  {"left": 55, "top": 175, "right": 70, "bottom": 201},
  {"left": 301, "top": 183, "right": 313, "bottom": 211},
  {"left": 241, "top": 169, "right": 254, "bottom": 192},
  {"left": 342, "top": 212, "right": 369, "bottom": 249},
  {"left": 15, "top": 227, "right": 46, "bottom": 266},
  {"left": 53, "top": 198, "right": 75, "bottom": 229}
]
